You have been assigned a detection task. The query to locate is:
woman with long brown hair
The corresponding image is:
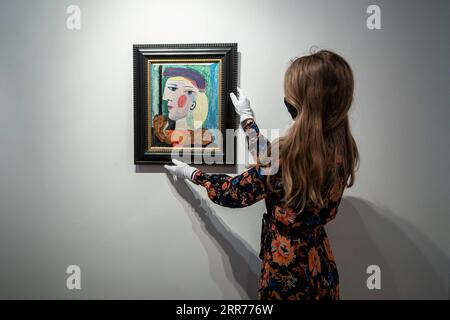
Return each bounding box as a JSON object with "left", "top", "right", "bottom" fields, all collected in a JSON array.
[{"left": 165, "top": 49, "right": 359, "bottom": 300}]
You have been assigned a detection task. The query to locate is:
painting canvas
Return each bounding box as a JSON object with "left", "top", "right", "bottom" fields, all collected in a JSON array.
[
  {"left": 134, "top": 43, "right": 237, "bottom": 164},
  {"left": 149, "top": 61, "right": 220, "bottom": 150}
]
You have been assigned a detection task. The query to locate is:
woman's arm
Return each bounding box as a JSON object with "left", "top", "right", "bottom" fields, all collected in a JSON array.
[
  {"left": 229, "top": 88, "right": 273, "bottom": 166},
  {"left": 241, "top": 118, "right": 272, "bottom": 166},
  {"left": 191, "top": 166, "right": 268, "bottom": 208}
]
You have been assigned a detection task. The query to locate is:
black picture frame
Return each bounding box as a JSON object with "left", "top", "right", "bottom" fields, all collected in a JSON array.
[{"left": 133, "top": 43, "right": 238, "bottom": 165}]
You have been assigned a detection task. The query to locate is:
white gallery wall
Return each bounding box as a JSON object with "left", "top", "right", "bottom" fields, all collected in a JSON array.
[{"left": 0, "top": 0, "right": 448, "bottom": 299}]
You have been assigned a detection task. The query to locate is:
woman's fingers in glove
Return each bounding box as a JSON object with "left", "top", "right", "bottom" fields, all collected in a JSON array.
[
  {"left": 236, "top": 87, "right": 245, "bottom": 99},
  {"left": 232, "top": 87, "right": 245, "bottom": 103},
  {"left": 230, "top": 87, "right": 254, "bottom": 124},
  {"left": 164, "top": 164, "right": 176, "bottom": 175},
  {"left": 164, "top": 158, "right": 198, "bottom": 181},
  {"left": 164, "top": 159, "right": 181, "bottom": 173},
  {"left": 230, "top": 92, "right": 239, "bottom": 108},
  {"left": 230, "top": 87, "right": 247, "bottom": 109},
  {"left": 171, "top": 158, "right": 185, "bottom": 166}
]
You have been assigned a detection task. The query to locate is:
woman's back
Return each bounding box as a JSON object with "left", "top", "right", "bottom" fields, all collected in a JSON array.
[{"left": 257, "top": 140, "right": 345, "bottom": 299}]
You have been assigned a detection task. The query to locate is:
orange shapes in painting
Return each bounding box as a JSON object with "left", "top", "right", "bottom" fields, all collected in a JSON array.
[{"left": 153, "top": 114, "right": 214, "bottom": 147}]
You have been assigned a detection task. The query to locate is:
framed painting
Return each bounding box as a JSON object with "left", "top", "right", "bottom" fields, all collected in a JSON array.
[{"left": 133, "top": 43, "right": 238, "bottom": 164}]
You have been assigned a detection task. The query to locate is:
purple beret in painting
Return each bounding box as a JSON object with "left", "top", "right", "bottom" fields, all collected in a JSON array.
[{"left": 163, "top": 67, "right": 206, "bottom": 90}]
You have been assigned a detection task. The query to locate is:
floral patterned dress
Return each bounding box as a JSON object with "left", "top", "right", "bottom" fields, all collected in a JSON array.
[{"left": 191, "top": 120, "right": 345, "bottom": 300}]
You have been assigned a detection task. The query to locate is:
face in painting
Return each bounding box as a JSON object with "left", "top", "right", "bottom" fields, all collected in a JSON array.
[{"left": 163, "top": 77, "right": 199, "bottom": 121}]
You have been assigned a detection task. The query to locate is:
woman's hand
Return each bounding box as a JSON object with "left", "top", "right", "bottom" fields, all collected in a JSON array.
[
  {"left": 230, "top": 87, "right": 254, "bottom": 124},
  {"left": 164, "top": 158, "right": 198, "bottom": 181}
]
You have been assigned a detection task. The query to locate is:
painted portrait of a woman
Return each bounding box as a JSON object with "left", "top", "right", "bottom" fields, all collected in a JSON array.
[{"left": 150, "top": 64, "right": 220, "bottom": 149}]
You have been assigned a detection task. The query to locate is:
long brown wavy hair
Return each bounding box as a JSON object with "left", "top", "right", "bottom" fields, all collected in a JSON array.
[{"left": 271, "top": 49, "right": 359, "bottom": 210}]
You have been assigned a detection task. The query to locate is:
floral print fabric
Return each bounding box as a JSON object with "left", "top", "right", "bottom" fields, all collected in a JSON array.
[{"left": 191, "top": 120, "right": 345, "bottom": 300}]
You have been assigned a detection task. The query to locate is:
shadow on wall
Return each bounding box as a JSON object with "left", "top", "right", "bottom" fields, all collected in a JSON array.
[
  {"left": 166, "top": 174, "right": 261, "bottom": 300},
  {"left": 328, "top": 196, "right": 448, "bottom": 299},
  {"left": 165, "top": 174, "right": 448, "bottom": 299}
]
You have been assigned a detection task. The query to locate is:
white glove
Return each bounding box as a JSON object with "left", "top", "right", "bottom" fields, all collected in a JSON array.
[
  {"left": 164, "top": 158, "right": 198, "bottom": 180},
  {"left": 230, "top": 87, "right": 254, "bottom": 124}
]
